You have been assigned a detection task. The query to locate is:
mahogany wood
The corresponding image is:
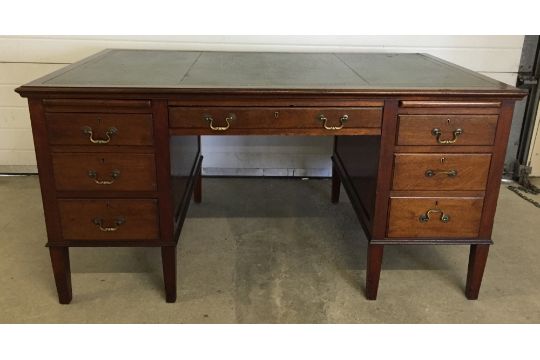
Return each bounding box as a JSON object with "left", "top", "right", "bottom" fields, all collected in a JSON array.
[
  {"left": 478, "top": 100, "right": 517, "bottom": 239},
  {"left": 392, "top": 153, "right": 491, "bottom": 191},
  {"left": 55, "top": 191, "right": 158, "bottom": 199},
  {"left": 47, "top": 240, "right": 177, "bottom": 247},
  {"left": 152, "top": 100, "right": 180, "bottom": 302},
  {"left": 466, "top": 244, "right": 490, "bottom": 300},
  {"left": 14, "top": 50, "right": 527, "bottom": 303},
  {"left": 51, "top": 152, "right": 157, "bottom": 192},
  {"left": 398, "top": 108, "right": 500, "bottom": 115},
  {"left": 390, "top": 190, "right": 485, "bottom": 198},
  {"left": 27, "top": 99, "right": 63, "bottom": 243},
  {"left": 174, "top": 155, "right": 203, "bottom": 241},
  {"left": 50, "top": 145, "right": 154, "bottom": 153},
  {"left": 399, "top": 101, "right": 501, "bottom": 108},
  {"left": 58, "top": 199, "right": 160, "bottom": 240},
  {"left": 371, "top": 238, "right": 493, "bottom": 245},
  {"left": 43, "top": 99, "right": 151, "bottom": 113},
  {"left": 169, "top": 98, "right": 384, "bottom": 107},
  {"left": 49, "top": 247, "right": 72, "bottom": 304},
  {"left": 394, "top": 145, "right": 495, "bottom": 153},
  {"left": 194, "top": 167, "right": 202, "bottom": 203},
  {"left": 334, "top": 135, "right": 381, "bottom": 225},
  {"left": 372, "top": 101, "right": 399, "bottom": 239},
  {"left": 331, "top": 164, "right": 341, "bottom": 203},
  {"left": 397, "top": 114, "right": 498, "bottom": 146},
  {"left": 331, "top": 154, "right": 373, "bottom": 238},
  {"left": 169, "top": 127, "right": 381, "bottom": 136},
  {"left": 387, "top": 197, "right": 484, "bottom": 238},
  {"left": 169, "top": 106, "right": 382, "bottom": 129},
  {"left": 46, "top": 113, "right": 154, "bottom": 146},
  {"left": 362, "top": 100, "right": 399, "bottom": 300},
  {"left": 366, "top": 244, "right": 384, "bottom": 300},
  {"left": 161, "top": 246, "right": 177, "bottom": 303}
]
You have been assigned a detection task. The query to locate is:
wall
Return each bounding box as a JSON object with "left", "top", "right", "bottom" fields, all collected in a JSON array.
[{"left": 0, "top": 35, "right": 524, "bottom": 175}]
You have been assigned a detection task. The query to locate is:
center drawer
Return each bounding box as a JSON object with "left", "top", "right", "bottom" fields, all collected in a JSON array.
[
  {"left": 51, "top": 153, "right": 157, "bottom": 192},
  {"left": 169, "top": 107, "right": 382, "bottom": 130},
  {"left": 58, "top": 199, "right": 159, "bottom": 240},
  {"left": 392, "top": 153, "right": 492, "bottom": 191}
]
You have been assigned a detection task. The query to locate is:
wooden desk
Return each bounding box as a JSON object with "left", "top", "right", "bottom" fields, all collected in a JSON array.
[{"left": 16, "top": 50, "right": 526, "bottom": 304}]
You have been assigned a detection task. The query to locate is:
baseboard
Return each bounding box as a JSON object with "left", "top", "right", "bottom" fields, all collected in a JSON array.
[
  {"left": 202, "top": 167, "right": 331, "bottom": 177},
  {"left": 0, "top": 165, "right": 38, "bottom": 174}
]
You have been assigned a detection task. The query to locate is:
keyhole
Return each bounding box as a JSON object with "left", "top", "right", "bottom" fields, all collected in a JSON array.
[
  {"left": 101, "top": 158, "right": 105, "bottom": 164},
  {"left": 274, "top": 111, "right": 279, "bottom": 119},
  {"left": 97, "top": 117, "right": 102, "bottom": 125},
  {"left": 447, "top": 118, "right": 451, "bottom": 126},
  {"left": 435, "top": 200, "right": 439, "bottom": 207},
  {"left": 440, "top": 157, "right": 446, "bottom": 164}
]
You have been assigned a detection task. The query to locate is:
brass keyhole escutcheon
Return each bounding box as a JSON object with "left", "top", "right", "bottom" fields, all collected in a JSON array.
[{"left": 274, "top": 111, "right": 279, "bottom": 119}]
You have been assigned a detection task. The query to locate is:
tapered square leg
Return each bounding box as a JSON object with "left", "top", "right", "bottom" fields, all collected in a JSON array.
[
  {"left": 194, "top": 169, "right": 202, "bottom": 203},
  {"left": 366, "top": 244, "right": 384, "bottom": 300},
  {"left": 331, "top": 165, "right": 341, "bottom": 203},
  {"left": 465, "top": 244, "right": 490, "bottom": 300},
  {"left": 49, "top": 247, "right": 72, "bottom": 304},
  {"left": 161, "top": 246, "right": 177, "bottom": 303}
]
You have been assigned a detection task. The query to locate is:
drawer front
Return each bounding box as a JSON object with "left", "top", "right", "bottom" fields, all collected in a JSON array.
[
  {"left": 58, "top": 199, "right": 159, "bottom": 240},
  {"left": 397, "top": 114, "right": 498, "bottom": 146},
  {"left": 42, "top": 99, "right": 151, "bottom": 113},
  {"left": 169, "top": 107, "right": 382, "bottom": 130},
  {"left": 387, "top": 197, "right": 484, "bottom": 238},
  {"left": 46, "top": 113, "right": 154, "bottom": 146},
  {"left": 392, "top": 153, "right": 492, "bottom": 191},
  {"left": 52, "top": 153, "right": 157, "bottom": 192}
]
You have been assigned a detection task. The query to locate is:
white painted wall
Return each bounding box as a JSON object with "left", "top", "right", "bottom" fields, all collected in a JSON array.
[{"left": 0, "top": 35, "right": 524, "bottom": 175}]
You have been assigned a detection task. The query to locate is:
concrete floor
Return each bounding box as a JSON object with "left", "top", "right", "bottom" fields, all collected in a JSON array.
[{"left": 0, "top": 175, "right": 539, "bottom": 323}]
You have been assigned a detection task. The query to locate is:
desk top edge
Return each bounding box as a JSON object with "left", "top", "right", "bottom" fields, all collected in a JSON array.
[{"left": 15, "top": 49, "right": 527, "bottom": 98}]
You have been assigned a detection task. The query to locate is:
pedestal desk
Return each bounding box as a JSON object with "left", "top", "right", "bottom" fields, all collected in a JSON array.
[{"left": 15, "top": 50, "right": 526, "bottom": 304}]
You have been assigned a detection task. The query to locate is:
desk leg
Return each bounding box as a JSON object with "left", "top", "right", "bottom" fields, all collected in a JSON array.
[
  {"left": 331, "top": 164, "right": 341, "bottom": 203},
  {"left": 194, "top": 167, "right": 202, "bottom": 204},
  {"left": 49, "top": 247, "right": 72, "bottom": 304},
  {"left": 161, "top": 246, "right": 177, "bottom": 303},
  {"left": 465, "top": 244, "right": 490, "bottom": 300},
  {"left": 366, "top": 244, "right": 384, "bottom": 300}
]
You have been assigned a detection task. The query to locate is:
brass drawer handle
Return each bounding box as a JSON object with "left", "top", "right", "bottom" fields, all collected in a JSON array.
[
  {"left": 204, "top": 113, "right": 235, "bottom": 131},
  {"left": 424, "top": 169, "right": 458, "bottom": 177},
  {"left": 419, "top": 209, "right": 450, "bottom": 223},
  {"left": 431, "top": 128, "right": 463, "bottom": 144},
  {"left": 81, "top": 126, "right": 118, "bottom": 144},
  {"left": 92, "top": 217, "right": 125, "bottom": 232},
  {"left": 318, "top": 114, "right": 348, "bottom": 130},
  {"left": 87, "top": 169, "right": 120, "bottom": 185}
]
